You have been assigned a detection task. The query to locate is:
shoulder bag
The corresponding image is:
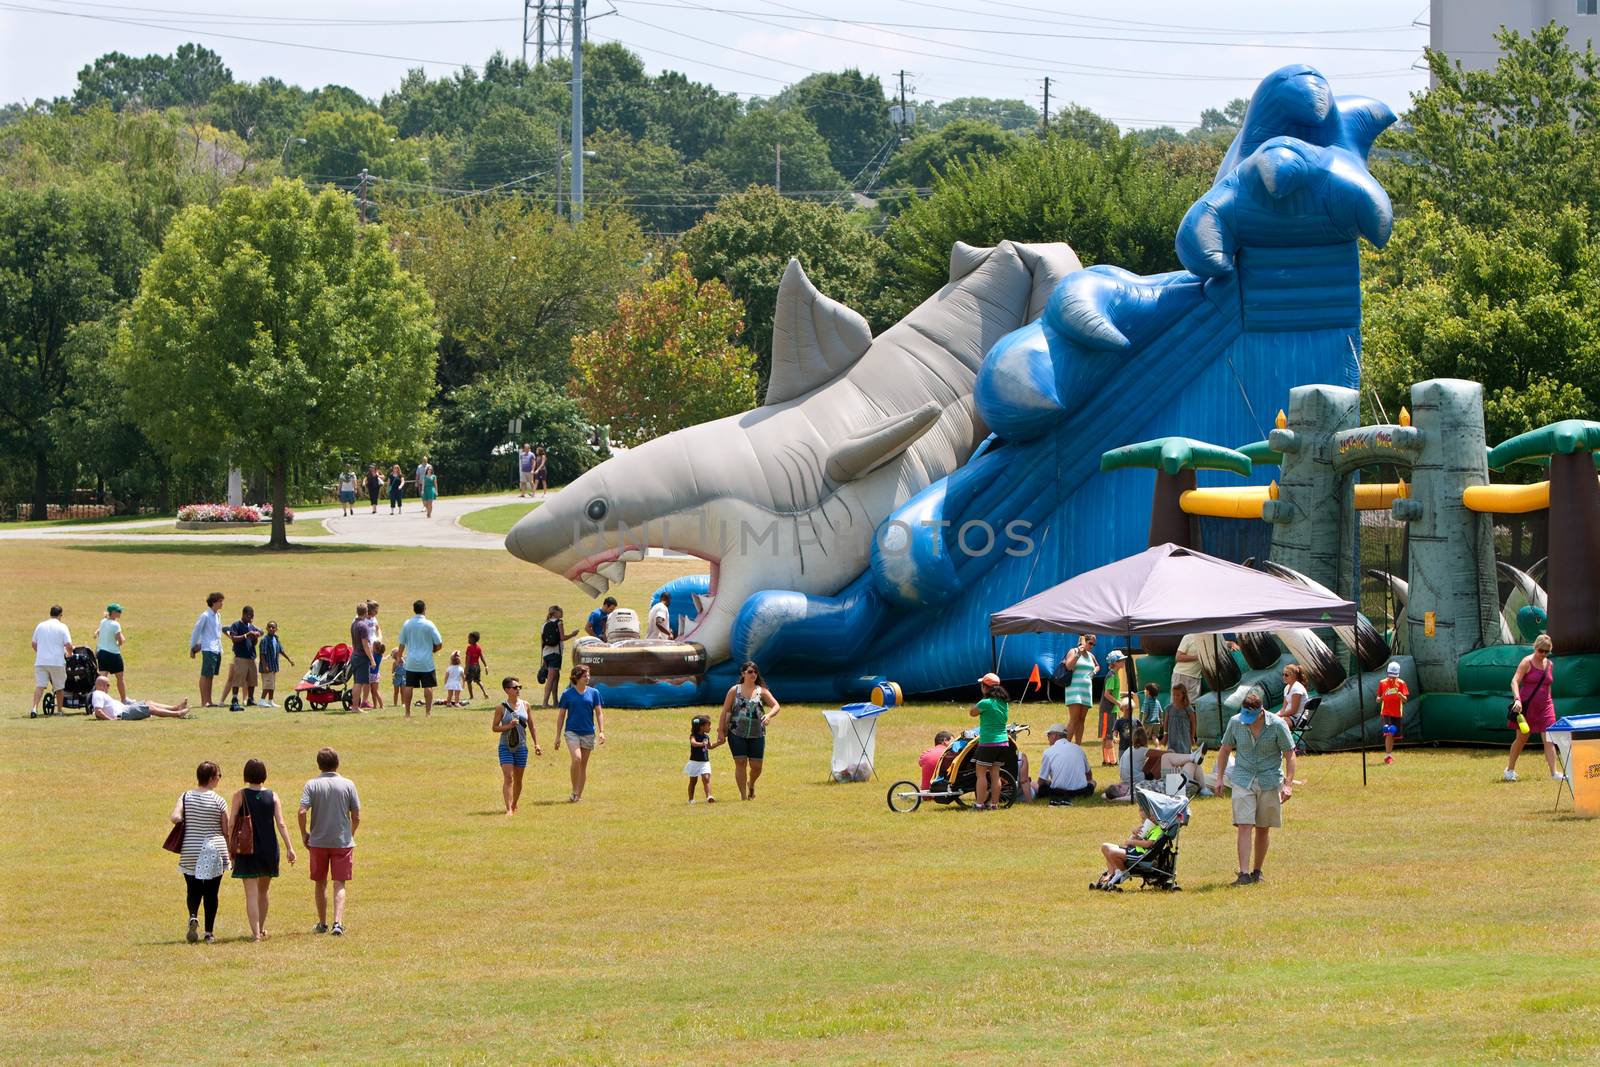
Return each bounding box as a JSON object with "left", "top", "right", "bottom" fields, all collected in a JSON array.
[
  {"left": 1508, "top": 666, "right": 1549, "bottom": 729},
  {"left": 162, "top": 793, "right": 187, "bottom": 853},
  {"left": 230, "top": 791, "right": 256, "bottom": 856},
  {"left": 502, "top": 702, "right": 522, "bottom": 749}
]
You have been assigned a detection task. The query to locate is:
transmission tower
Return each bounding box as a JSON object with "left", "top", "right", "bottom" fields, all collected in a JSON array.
[{"left": 523, "top": 0, "right": 568, "bottom": 64}]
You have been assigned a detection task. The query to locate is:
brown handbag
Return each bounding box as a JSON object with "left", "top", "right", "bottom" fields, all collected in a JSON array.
[
  {"left": 230, "top": 791, "right": 256, "bottom": 856},
  {"left": 163, "top": 794, "right": 187, "bottom": 853}
]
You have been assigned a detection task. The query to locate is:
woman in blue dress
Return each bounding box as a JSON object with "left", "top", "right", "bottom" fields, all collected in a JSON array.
[{"left": 1060, "top": 634, "right": 1098, "bottom": 745}]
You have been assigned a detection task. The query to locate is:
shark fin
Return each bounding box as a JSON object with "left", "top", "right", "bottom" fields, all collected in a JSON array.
[
  {"left": 825, "top": 402, "right": 943, "bottom": 482},
  {"left": 949, "top": 241, "right": 994, "bottom": 283},
  {"left": 766, "top": 259, "right": 874, "bottom": 405}
]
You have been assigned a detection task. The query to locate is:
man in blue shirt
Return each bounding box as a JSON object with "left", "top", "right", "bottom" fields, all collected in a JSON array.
[
  {"left": 397, "top": 599, "right": 444, "bottom": 718},
  {"left": 223, "top": 605, "right": 264, "bottom": 711},
  {"left": 587, "top": 596, "right": 617, "bottom": 641},
  {"left": 1213, "top": 692, "right": 1296, "bottom": 887}
]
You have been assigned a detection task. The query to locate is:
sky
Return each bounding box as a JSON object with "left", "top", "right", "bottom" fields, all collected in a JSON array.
[{"left": 0, "top": 0, "right": 1436, "bottom": 131}]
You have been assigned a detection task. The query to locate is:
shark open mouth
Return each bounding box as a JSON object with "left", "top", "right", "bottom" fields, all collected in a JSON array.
[{"left": 563, "top": 547, "right": 722, "bottom": 641}]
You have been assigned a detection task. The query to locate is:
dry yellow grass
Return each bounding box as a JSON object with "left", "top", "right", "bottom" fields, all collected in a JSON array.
[{"left": 2, "top": 539, "right": 1597, "bottom": 1065}]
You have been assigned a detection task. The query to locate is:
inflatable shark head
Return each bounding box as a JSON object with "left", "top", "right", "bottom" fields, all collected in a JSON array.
[{"left": 506, "top": 240, "right": 1080, "bottom": 663}]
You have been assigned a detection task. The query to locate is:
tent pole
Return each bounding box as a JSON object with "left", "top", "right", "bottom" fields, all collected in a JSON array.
[
  {"left": 1127, "top": 631, "right": 1139, "bottom": 797},
  {"left": 1213, "top": 633, "right": 1225, "bottom": 745},
  {"left": 991, "top": 634, "right": 998, "bottom": 677},
  {"left": 1354, "top": 471, "right": 1367, "bottom": 787}
]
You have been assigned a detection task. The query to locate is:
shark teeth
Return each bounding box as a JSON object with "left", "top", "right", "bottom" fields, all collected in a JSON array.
[
  {"left": 617, "top": 548, "right": 645, "bottom": 562},
  {"left": 598, "top": 561, "right": 627, "bottom": 582},
  {"left": 576, "top": 573, "right": 610, "bottom": 596}
]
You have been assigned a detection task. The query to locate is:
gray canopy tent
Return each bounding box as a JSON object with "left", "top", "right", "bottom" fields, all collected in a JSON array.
[{"left": 989, "top": 543, "right": 1361, "bottom": 785}]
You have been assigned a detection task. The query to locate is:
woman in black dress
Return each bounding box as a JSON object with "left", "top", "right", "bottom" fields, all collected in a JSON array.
[{"left": 230, "top": 758, "right": 296, "bottom": 942}]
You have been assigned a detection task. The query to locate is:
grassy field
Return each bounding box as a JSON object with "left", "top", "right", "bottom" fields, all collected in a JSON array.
[
  {"left": 457, "top": 500, "right": 539, "bottom": 536},
  {"left": 2, "top": 539, "right": 1598, "bottom": 1065}
]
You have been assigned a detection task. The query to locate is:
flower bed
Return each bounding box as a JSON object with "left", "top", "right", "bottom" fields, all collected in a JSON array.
[{"left": 175, "top": 503, "right": 295, "bottom": 528}]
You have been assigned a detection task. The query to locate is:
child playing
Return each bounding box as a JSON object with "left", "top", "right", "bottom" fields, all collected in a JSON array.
[
  {"left": 1140, "top": 682, "right": 1164, "bottom": 735},
  {"left": 464, "top": 632, "right": 490, "bottom": 702},
  {"left": 1378, "top": 660, "right": 1409, "bottom": 764},
  {"left": 368, "top": 641, "right": 386, "bottom": 710},
  {"left": 444, "top": 651, "right": 466, "bottom": 707},
  {"left": 389, "top": 646, "right": 405, "bottom": 707},
  {"left": 1099, "top": 650, "right": 1127, "bottom": 765},
  {"left": 686, "top": 714, "right": 718, "bottom": 803},
  {"left": 256, "top": 621, "right": 295, "bottom": 708}
]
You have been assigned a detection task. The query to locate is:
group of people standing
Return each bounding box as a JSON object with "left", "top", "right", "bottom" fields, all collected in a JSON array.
[
  {"left": 170, "top": 747, "right": 360, "bottom": 942},
  {"left": 336, "top": 457, "right": 438, "bottom": 518}
]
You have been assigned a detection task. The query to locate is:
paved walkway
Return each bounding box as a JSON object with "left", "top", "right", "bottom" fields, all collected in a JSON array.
[{"left": 0, "top": 492, "right": 544, "bottom": 550}]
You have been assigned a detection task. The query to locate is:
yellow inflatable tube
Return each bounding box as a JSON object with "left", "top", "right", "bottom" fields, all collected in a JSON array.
[
  {"left": 1462, "top": 481, "right": 1550, "bottom": 514},
  {"left": 1179, "top": 483, "right": 1277, "bottom": 519}
]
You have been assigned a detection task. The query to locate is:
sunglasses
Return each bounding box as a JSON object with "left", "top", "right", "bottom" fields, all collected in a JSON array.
[{"left": 507, "top": 684, "right": 522, "bottom": 690}]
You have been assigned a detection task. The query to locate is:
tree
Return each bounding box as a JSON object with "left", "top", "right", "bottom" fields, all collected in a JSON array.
[
  {"left": 681, "top": 186, "right": 888, "bottom": 383},
  {"left": 1362, "top": 202, "right": 1600, "bottom": 446},
  {"left": 458, "top": 104, "right": 560, "bottom": 187},
  {"left": 920, "top": 96, "right": 1039, "bottom": 132},
  {"left": 116, "top": 180, "right": 438, "bottom": 547},
  {"left": 391, "top": 197, "right": 649, "bottom": 389},
  {"left": 0, "top": 186, "right": 145, "bottom": 518},
  {"left": 880, "top": 136, "right": 1208, "bottom": 320},
  {"left": 204, "top": 77, "right": 313, "bottom": 157},
  {"left": 774, "top": 70, "right": 894, "bottom": 179},
  {"left": 879, "top": 119, "right": 1020, "bottom": 190},
  {"left": 570, "top": 254, "right": 757, "bottom": 445},
  {"left": 644, "top": 71, "right": 740, "bottom": 162},
  {"left": 72, "top": 44, "right": 233, "bottom": 112},
  {"left": 431, "top": 369, "right": 599, "bottom": 490},
  {"left": 1383, "top": 24, "right": 1600, "bottom": 226},
  {"left": 287, "top": 109, "right": 431, "bottom": 188},
  {"left": 1188, "top": 97, "right": 1250, "bottom": 146},
  {"left": 708, "top": 109, "right": 843, "bottom": 194},
  {"left": 584, "top": 128, "right": 731, "bottom": 233},
  {"left": 1050, "top": 105, "right": 1120, "bottom": 149}
]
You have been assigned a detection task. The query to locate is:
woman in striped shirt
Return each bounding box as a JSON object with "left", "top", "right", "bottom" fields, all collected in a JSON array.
[{"left": 170, "top": 761, "right": 231, "bottom": 944}]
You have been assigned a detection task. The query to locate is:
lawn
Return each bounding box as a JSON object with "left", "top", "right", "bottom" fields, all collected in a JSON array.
[
  {"left": 2, "top": 539, "right": 1597, "bottom": 1065},
  {"left": 457, "top": 499, "right": 540, "bottom": 536}
]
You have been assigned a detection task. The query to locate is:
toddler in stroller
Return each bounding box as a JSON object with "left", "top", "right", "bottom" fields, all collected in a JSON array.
[{"left": 1090, "top": 787, "right": 1191, "bottom": 892}]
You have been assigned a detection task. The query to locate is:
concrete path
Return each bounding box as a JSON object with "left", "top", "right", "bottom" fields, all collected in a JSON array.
[{"left": 0, "top": 492, "right": 545, "bottom": 550}]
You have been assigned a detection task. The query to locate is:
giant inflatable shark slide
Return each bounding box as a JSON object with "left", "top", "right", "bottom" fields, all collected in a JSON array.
[{"left": 508, "top": 64, "right": 1397, "bottom": 709}]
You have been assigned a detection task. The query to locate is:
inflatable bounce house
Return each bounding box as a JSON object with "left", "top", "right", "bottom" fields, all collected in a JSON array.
[{"left": 506, "top": 64, "right": 1600, "bottom": 748}]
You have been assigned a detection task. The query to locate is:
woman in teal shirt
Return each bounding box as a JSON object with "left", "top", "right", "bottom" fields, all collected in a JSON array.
[
  {"left": 968, "top": 672, "right": 1011, "bottom": 810},
  {"left": 421, "top": 464, "right": 438, "bottom": 519}
]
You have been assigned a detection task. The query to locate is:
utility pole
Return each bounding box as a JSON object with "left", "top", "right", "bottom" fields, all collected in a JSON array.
[
  {"left": 356, "top": 168, "right": 370, "bottom": 223},
  {"left": 1042, "top": 76, "right": 1051, "bottom": 133},
  {"left": 774, "top": 143, "right": 781, "bottom": 193},
  {"left": 896, "top": 69, "right": 909, "bottom": 136},
  {"left": 569, "top": 0, "right": 585, "bottom": 220}
]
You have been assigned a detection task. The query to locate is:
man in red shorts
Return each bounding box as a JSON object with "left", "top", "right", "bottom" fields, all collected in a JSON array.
[{"left": 298, "top": 747, "right": 362, "bottom": 936}]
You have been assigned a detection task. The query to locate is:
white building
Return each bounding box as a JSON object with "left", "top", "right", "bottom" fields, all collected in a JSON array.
[{"left": 1431, "top": 0, "right": 1599, "bottom": 76}]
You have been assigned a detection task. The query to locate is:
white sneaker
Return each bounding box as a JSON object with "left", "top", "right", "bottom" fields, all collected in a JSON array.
[
  {"left": 254, "top": 700, "right": 273, "bottom": 708},
  {"left": 1552, "top": 772, "right": 1567, "bottom": 781},
  {"left": 1503, "top": 769, "right": 1518, "bottom": 782},
  {"left": 688, "top": 798, "right": 697, "bottom": 804}
]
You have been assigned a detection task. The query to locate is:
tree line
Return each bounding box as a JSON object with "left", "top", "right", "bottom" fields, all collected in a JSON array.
[{"left": 2, "top": 25, "right": 1597, "bottom": 534}]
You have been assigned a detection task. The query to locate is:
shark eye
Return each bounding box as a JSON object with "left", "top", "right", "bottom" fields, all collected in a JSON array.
[{"left": 585, "top": 498, "right": 608, "bottom": 522}]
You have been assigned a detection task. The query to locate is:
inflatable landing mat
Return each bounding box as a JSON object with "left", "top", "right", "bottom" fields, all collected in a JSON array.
[{"left": 575, "top": 639, "right": 708, "bottom": 683}]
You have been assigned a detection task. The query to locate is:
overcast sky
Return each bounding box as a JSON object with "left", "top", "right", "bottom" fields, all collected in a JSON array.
[{"left": 0, "top": 0, "right": 1434, "bottom": 130}]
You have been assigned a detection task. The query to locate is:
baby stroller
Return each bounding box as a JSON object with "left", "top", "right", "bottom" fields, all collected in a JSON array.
[
  {"left": 886, "top": 723, "right": 1028, "bottom": 812},
  {"left": 37, "top": 646, "right": 98, "bottom": 716},
  {"left": 284, "top": 643, "right": 353, "bottom": 712},
  {"left": 1090, "top": 786, "right": 1191, "bottom": 892}
]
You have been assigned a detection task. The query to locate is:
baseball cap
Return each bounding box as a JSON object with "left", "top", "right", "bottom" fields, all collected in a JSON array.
[
  {"left": 1238, "top": 700, "right": 1263, "bottom": 725},
  {"left": 1105, "top": 649, "right": 1126, "bottom": 663},
  {"left": 106, "top": 603, "right": 123, "bottom": 613},
  {"left": 1386, "top": 661, "right": 1401, "bottom": 677},
  {"left": 1047, "top": 723, "right": 1068, "bottom": 735},
  {"left": 977, "top": 672, "right": 1002, "bottom": 687}
]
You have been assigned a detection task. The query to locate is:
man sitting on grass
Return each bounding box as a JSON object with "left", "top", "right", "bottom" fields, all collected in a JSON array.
[{"left": 89, "top": 674, "right": 190, "bottom": 720}]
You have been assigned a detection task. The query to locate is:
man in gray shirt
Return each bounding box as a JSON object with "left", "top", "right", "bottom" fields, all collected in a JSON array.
[{"left": 298, "top": 747, "right": 361, "bottom": 936}]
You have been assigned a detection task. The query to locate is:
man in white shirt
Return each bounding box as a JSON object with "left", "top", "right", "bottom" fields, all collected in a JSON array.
[
  {"left": 1170, "top": 632, "right": 1206, "bottom": 705},
  {"left": 1035, "top": 723, "right": 1094, "bottom": 805},
  {"left": 89, "top": 674, "right": 189, "bottom": 719},
  {"left": 646, "top": 592, "right": 674, "bottom": 640},
  {"left": 31, "top": 605, "right": 74, "bottom": 717},
  {"left": 188, "top": 591, "right": 225, "bottom": 707}
]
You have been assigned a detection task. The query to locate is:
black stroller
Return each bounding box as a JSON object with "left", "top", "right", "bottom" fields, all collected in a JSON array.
[
  {"left": 37, "top": 646, "right": 98, "bottom": 716},
  {"left": 1090, "top": 786, "right": 1191, "bottom": 892}
]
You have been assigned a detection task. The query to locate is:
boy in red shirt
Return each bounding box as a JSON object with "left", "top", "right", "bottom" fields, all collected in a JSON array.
[
  {"left": 918, "top": 730, "right": 954, "bottom": 791},
  {"left": 464, "top": 632, "right": 490, "bottom": 702},
  {"left": 1377, "top": 661, "right": 1409, "bottom": 764}
]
